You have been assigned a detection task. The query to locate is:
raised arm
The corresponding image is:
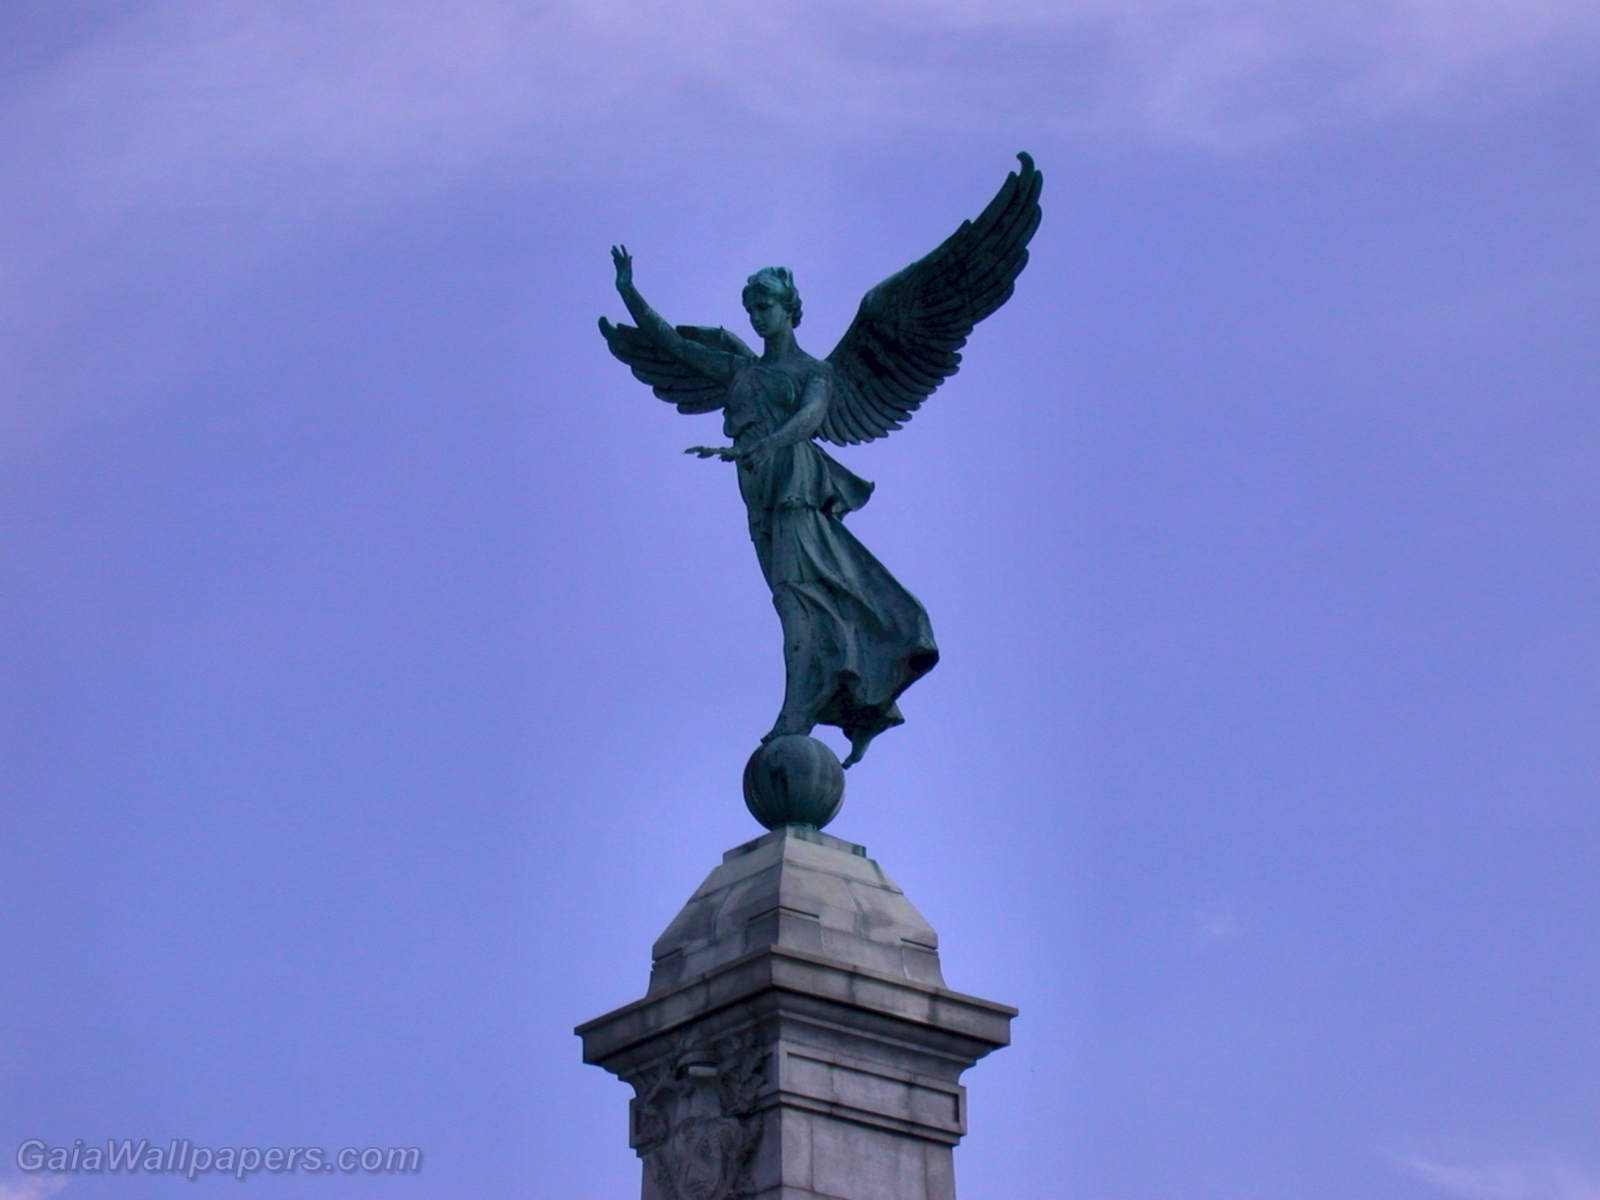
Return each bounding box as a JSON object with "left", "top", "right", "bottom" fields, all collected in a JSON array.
[{"left": 612, "top": 246, "right": 738, "bottom": 385}]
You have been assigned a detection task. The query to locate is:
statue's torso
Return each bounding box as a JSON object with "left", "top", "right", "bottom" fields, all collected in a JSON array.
[
  {"left": 722, "top": 356, "right": 819, "bottom": 446},
  {"left": 719, "top": 355, "right": 871, "bottom": 532}
]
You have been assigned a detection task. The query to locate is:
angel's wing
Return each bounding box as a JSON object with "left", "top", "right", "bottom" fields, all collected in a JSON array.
[
  {"left": 598, "top": 320, "right": 756, "bottom": 414},
  {"left": 820, "top": 152, "right": 1042, "bottom": 446}
]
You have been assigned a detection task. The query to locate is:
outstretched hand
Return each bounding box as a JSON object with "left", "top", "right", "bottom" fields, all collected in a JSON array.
[
  {"left": 611, "top": 244, "right": 633, "bottom": 292},
  {"left": 685, "top": 445, "right": 741, "bottom": 462}
]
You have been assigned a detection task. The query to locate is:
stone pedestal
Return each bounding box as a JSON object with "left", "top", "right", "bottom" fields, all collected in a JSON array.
[{"left": 577, "top": 826, "right": 1015, "bottom": 1200}]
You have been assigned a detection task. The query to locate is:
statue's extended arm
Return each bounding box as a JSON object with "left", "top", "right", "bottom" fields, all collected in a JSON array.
[{"left": 612, "top": 246, "right": 737, "bottom": 385}]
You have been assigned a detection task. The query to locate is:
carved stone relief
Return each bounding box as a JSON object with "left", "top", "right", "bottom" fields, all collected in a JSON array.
[{"left": 631, "top": 1029, "right": 766, "bottom": 1200}]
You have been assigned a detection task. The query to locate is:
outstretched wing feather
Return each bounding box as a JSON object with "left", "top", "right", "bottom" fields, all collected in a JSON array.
[
  {"left": 842, "top": 384, "right": 879, "bottom": 444},
  {"left": 598, "top": 319, "right": 753, "bottom": 415},
  {"left": 858, "top": 381, "right": 909, "bottom": 430},
  {"left": 823, "top": 153, "right": 1042, "bottom": 446}
]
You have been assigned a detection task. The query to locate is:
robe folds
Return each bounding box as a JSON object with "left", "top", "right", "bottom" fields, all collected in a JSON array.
[{"left": 726, "top": 361, "right": 938, "bottom": 762}]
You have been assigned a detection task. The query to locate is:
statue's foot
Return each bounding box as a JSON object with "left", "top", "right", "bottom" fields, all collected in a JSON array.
[
  {"left": 840, "top": 730, "right": 872, "bottom": 770},
  {"left": 761, "top": 718, "right": 812, "bottom": 744}
]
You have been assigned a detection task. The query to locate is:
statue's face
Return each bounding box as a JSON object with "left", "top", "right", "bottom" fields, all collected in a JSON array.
[{"left": 744, "top": 293, "right": 791, "bottom": 339}]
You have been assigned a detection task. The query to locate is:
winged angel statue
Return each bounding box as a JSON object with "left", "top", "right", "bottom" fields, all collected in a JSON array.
[{"left": 601, "top": 154, "right": 1042, "bottom": 769}]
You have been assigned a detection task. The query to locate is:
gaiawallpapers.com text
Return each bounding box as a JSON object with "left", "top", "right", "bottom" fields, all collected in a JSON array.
[{"left": 15, "top": 1139, "right": 422, "bottom": 1180}]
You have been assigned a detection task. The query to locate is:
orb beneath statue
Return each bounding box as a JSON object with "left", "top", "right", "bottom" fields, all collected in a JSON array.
[{"left": 743, "top": 735, "right": 845, "bottom": 830}]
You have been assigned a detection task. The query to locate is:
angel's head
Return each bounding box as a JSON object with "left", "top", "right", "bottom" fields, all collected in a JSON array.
[{"left": 742, "top": 267, "right": 802, "bottom": 338}]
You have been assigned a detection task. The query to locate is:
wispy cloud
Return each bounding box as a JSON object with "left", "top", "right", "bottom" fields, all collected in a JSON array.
[
  {"left": 2, "top": 0, "right": 1595, "bottom": 241},
  {"left": 905, "top": 0, "right": 1600, "bottom": 128},
  {"left": 0, "top": 0, "right": 1595, "bottom": 445},
  {"left": 3, "top": 0, "right": 1597, "bottom": 213},
  {"left": 1398, "top": 1154, "right": 1600, "bottom": 1200}
]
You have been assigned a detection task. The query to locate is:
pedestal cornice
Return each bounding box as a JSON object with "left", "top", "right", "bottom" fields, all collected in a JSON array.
[
  {"left": 579, "top": 942, "right": 1015, "bottom": 1067},
  {"left": 577, "top": 828, "right": 1015, "bottom": 1199}
]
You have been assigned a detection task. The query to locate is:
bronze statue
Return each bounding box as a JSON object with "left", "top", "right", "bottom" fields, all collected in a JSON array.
[{"left": 600, "top": 153, "right": 1042, "bottom": 772}]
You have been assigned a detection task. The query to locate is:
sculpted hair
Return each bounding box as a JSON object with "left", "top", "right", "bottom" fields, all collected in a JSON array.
[{"left": 742, "top": 266, "right": 803, "bottom": 328}]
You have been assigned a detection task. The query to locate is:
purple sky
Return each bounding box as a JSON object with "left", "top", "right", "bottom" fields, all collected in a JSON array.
[{"left": 3, "top": 2, "right": 1599, "bottom": 1198}]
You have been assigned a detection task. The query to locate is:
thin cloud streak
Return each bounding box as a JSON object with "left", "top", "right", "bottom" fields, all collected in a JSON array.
[{"left": 1399, "top": 1154, "right": 1600, "bottom": 1200}]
